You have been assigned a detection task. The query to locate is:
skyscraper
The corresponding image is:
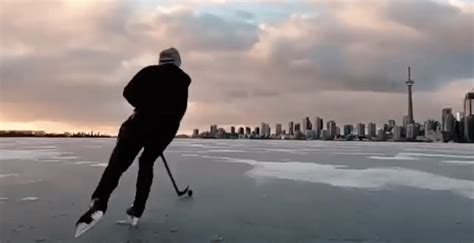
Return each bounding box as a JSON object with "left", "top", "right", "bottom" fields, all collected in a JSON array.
[
  {"left": 442, "top": 108, "right": 452, "bottom": 130},
  {"left": 216, "top": 128, "right": 226, "bottom": 139},
  {"left": 260, "top": 123, "right": 271, "bottom": 137},
  {"left": 192, "top": 129, "right": 199, "bottom": 138},
  {"left": 377, "top": 128, "right": 386, "bottom": 141},
  {"left": 288, "top": 122, "right": 294, "bottom": 136},
  {"left": 464, "top": 90, "right": 474, "bottom": 143},
  {"left": 314, "top": 117, "right": 323, "bottom": 139},
  {"left": 393, "top": 126, "right": 403, "bottom": 141},
  {"left": 245, "top": 127, "right": 251, "bottom": 135},
  {"left": 424, "top": 120, "right": 437, "bottom": 132},
  {"left": 294, "top": 123, "right": 301, "bottom": 133},
  {"left": 261, "top": 122, "right": 268, "bottom": 137},
  {"left": 276, "top": 123, "right": 282, "bottom": 136},
  {"left": 343, "top": 124, "right": 353, "bottom": 136},
  {"left": 357, "top": 123, "right": 365, "bottom": 136},
  {"left": 441, "top": 109, "right": 456, "bottom": 141},
  {"left": 403, "top": 115, "right": 410, "bottom": 129},
  {"left": 388, "top": 120, "right": 396, "bottom": 130},
  {"left": 210, "top": 125, "right": 218, "bottom": 135},
  {"left": 406, "top": 123, "right": 419, "bottom": 140},
  {"left": 303, "top": 117, "right": 312, "bottom": 131},
  {"left": 405, "top": 66, "right": 415, "bottom": 124},
  {"left": 328, "top": 120, "right": 336, "bottom": 138},
  {"left": 368, "top": 123, "right": 376, "bottom": 138},
  {"left": 465, "top": 91, "right": 473, "bottom": 116},
  {"left": 442, "top": 108, "right": 455, "bottom": 133}
]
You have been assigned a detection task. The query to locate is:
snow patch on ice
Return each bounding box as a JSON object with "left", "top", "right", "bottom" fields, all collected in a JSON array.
[
  {"left": 369, "top": 155, "right": 418, "bottom": 160},
  {"left": 0, "top": 173, "right": 19, "bottom": 178},
  {"left": 442, "top": 160, "right": 474, "bottom": 165},
  {"left": 30, "top": 146, "right": 57, "bottom": 149},
  {"left": 18, "top": 179, "right": 43, "bottom": 184},
  {"left": 50, "top": 156, "right": 80, "bottom": 160},
  {"left": 263, "top": 148, "right": 308, "bottom": 155},
  {"left": 399, "top": 152, "right": 474, "bottom": 159},
  {"left": 0, "top": 149, "right": 63, "bottom": 161},
  {"left": 369, "top": 152, "right": 474, "bottom": 161},
  {"left": 39, "top": 159, "right": 62, "bottom": 163},
  {"left": 330, "top": 152, "right": 387, "bottom": 156},
  {"left": 70, "top": 161, "right": 98, "bottom": 165},
  {"left": 405, "top": 147, "right": 474, "bottom": 154},
  {"left": 18, "top": 197, "right": 39, "bottom": 201},
  {"left": 90, "top": 163, "right": 108, "bottom": 167},
  {"left": 207, "top": 149, "right": 247, "bottom": 153},
  {"left": 203, "top": 155, "right": 474, "bottom": 200}
]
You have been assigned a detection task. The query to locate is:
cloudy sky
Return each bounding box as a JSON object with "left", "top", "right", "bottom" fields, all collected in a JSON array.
[{"left": 1, "top": 0, "right": 473, "bottom": 135}]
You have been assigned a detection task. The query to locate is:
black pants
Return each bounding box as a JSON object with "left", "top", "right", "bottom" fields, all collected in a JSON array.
[{"left": 91, "top": 113, "right": 179, "bottom": 217}]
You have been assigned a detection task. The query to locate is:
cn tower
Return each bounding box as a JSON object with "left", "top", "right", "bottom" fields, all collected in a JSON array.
[{"left": 406, "top": 66, "right": 415, "bottom": 124}]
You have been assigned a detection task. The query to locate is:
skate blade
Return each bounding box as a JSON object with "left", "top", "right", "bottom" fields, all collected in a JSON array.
[
  {"left": 115, "top": 220, "right": 131, "bottom": 225},
  {"left": 75, "top": 211, "right": 103, "bottom": 238},
  {"left": 130, "top": 215, "right": 139, "bottom": 228},
  {"left": 115, "top": 216, "right": 139, "bottom": 228}
]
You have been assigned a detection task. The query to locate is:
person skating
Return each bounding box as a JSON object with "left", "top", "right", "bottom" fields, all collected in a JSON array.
[{"left": 75, "top": 47, "right": 191, "bottom": 237}]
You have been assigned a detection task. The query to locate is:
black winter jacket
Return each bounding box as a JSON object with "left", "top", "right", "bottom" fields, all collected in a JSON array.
[{"left": 123, "top": 64, "right": 191, "bottom": 124}]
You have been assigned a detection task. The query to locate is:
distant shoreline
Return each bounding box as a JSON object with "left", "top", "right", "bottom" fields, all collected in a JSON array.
[
  {"left": 0, "top": 135, "right": 471, "bottom": 144},
  {"left": 0, "top": 135, "right": 116, "bottom": 138},
  {"left": 0, "top": 136, "right": 454, "bottom": 143}
]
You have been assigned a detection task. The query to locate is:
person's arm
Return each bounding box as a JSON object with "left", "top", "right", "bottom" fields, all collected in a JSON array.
[{"left": 123, "top": 67, "right": 149, "bottom": 108}]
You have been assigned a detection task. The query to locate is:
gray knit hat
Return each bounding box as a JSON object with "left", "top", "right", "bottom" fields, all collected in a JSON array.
[{"left": 159, "top": 47, "right": 181, "bottom": 67}]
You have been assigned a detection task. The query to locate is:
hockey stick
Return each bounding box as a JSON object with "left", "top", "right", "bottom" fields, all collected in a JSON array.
[{"left": 161, "top": 154, "right": 193, "bottom": 197}]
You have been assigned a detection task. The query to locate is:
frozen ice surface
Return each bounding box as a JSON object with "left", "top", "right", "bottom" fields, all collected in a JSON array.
[{"left": 0, "top": 138, "right": 473, "bottom": 242}]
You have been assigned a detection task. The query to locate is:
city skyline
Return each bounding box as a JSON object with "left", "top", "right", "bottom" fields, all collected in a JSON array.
[
  {"left": 192, "top": 89, "right": 473, "bottom": 143},
  {"left": 1, "top": 0, "right": 473, "bottom": 136},
  {"left": 188, "top": 87, "right": 471, "bottom": 138}
]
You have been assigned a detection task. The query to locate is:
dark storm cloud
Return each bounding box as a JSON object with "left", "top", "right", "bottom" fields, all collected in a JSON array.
[
  {"left": 252, "top": 1, "right": 473, "bottom": 94},
  {"left": 0, "top": 1, "right": 139, "bottom": 125},
  {"left": 1, "top": 49, "right": 123, "bottom": 96},
  {"left": 0, "top": 1, "right": 262, "bottom": 126},
  {"left": 154, "top": 11, "right": 260, "bottom": 52},
  {"left": 0, "top": 0, "right": 472, "bottom": 133}
]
